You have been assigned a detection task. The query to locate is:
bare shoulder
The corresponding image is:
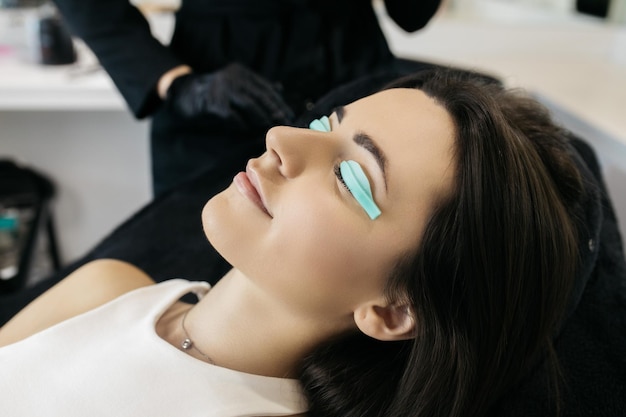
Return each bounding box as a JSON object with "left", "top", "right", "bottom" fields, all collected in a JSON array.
[
  {"left": 0, "top": 259, "right": 154, "bottom": 347},
  {"left": 59, "top": 259, "right": 155, "bottom": 307}
]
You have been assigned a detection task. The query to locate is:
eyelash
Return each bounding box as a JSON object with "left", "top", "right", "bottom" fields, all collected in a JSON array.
[{"left": 334, "top": 164, "right": 349, "bottom": 190}]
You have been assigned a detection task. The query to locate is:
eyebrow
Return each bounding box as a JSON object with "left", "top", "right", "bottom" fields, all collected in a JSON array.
[{"left": 333, "top": 106, "right": 388, "bottom": 191}]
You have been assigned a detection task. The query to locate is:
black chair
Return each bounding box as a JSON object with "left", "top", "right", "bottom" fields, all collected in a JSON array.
[{"left": 0, "top": 160, "right": 61, "bottom": 294}]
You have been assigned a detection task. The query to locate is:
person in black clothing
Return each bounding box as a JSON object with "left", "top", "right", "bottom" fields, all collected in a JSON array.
[{"left": 52, "top": 0, "right": 442, "bottom": 195}]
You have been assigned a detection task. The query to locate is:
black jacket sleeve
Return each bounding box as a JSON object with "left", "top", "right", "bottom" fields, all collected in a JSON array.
[
  {"left": 383, "top": 0, "right": 442, "bottom": 32},
  {"left": 52, "top": 0, "right": 184, "bottom": 118}
]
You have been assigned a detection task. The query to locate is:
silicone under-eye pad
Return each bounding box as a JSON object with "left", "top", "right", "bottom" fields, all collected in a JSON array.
[
  {"left": 319, "top": 116, "right": 330, "bottom": 131},
  {"left": 340, "top": 160, "right": 381, "bottom": 220},
  {"left": 309, "top": 116, "right": 331, "bottom": 132}
]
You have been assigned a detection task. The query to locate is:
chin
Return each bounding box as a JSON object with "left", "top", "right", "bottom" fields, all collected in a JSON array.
[
  {"left": 201, "top": 193, "right": 225, "bottom": 246},
  {"left": 200, "top": 187, "right": 249, "bottom": 268}
]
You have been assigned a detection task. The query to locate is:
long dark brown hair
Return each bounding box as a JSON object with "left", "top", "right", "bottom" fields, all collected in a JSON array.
[{"left": 299, "top": 69, "right": 584, "bottom": 417}]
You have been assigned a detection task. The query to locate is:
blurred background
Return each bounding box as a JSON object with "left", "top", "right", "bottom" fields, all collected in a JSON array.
[{"left": 1, "top": 0, "right": 625, "bottom": 285}]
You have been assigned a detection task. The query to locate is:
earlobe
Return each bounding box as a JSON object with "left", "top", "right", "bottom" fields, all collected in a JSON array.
[{"left": 354, "top": 302, "right": 416, "bottom": 341}]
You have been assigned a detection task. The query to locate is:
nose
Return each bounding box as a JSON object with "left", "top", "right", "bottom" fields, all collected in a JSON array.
[{"left": 265, "top": 126, "right": 336, "bottom": 178}]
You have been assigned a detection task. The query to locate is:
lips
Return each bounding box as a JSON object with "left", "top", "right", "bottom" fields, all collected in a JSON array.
[{"left": 233, "top": 165, "right": 272, "bottom": 217}]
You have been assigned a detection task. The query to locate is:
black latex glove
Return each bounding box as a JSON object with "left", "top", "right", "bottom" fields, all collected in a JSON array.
[{"left": 165, "top": 63, "right": 294, "bottom": 129}]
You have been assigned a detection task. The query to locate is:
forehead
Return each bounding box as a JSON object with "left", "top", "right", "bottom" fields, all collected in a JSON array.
[
  {"left": 345, "top": 88, "right": 450, "bottom": 132},
  {"left": 346, "top": 88, "right": 456, "bottom": 186}
]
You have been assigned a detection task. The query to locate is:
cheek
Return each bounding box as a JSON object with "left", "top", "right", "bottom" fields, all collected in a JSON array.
[{"left": 269, "top": 197, "right": 395, "bottom": 301}]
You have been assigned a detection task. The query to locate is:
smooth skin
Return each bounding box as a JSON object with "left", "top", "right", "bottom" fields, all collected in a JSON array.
[
  {"left": 0, "top": 88, "right": 456, "bottom": 417},
  {"left": 0, "top": 259, "right": 154, "bottom": 347}
]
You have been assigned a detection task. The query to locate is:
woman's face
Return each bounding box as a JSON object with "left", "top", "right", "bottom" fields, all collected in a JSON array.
[{"left": 202, "top": 88, "right": 456, "bottom": 319}]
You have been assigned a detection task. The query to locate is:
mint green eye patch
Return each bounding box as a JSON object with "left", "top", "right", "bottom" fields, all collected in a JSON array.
[
  {"left": 309, "top": 116, "right": 331, "bottom": 132},
  {"left": 340, "top": 160, "right": 381, "bottom": 220}
]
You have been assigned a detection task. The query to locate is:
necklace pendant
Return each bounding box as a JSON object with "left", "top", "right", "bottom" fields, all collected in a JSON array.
[{"left": 181, "top": 338, "right": 193, "bottom": 350}]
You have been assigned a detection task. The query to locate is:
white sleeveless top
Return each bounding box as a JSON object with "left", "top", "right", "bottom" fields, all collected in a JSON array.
[{"left": 0, "top": 279, "right": 307, "bottom": 416}]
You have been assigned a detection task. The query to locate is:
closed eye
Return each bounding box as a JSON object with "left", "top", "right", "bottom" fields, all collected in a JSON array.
[
  {"left": 334, "top": 164, "right": 349, "bottom": 190},
  {"left": 338, "top": 160, "right": 381, "bottom": 220}
]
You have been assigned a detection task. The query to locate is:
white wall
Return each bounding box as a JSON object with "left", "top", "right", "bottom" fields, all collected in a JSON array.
[{"left": 0, "top": 111, "right": 151, "bottom": 264}]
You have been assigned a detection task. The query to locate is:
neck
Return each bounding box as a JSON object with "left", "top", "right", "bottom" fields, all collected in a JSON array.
[{"left": 176, "top": 269, "right": 353, "bottom": 378}]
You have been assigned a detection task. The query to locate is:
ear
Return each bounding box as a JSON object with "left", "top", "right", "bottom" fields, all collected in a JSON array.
[{"left": 353, "top": 301, "right": 416, "bottom": 341}]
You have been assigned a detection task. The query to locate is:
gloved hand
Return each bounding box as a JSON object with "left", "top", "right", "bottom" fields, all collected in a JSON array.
[{"left": 165, "top": 63, "right": 294, "bottom": 129}]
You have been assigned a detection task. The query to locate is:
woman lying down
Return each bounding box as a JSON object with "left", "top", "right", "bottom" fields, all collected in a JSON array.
[{"left": 0, "top": 69, "right": 590, "bottom": 416}]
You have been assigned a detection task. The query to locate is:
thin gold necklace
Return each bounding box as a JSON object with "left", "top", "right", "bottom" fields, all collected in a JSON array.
[{"left": 180, "top": 307, "right": 214, "bottom": 364}]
